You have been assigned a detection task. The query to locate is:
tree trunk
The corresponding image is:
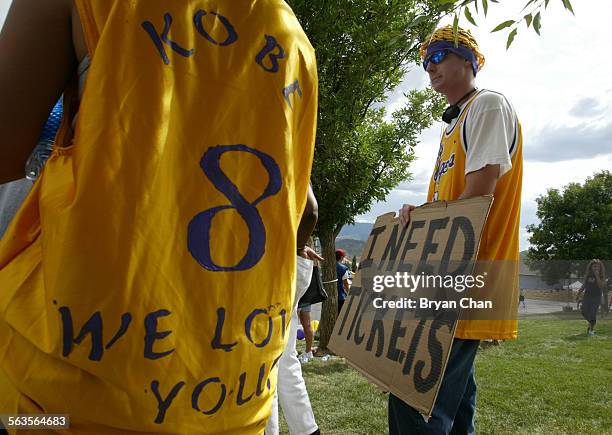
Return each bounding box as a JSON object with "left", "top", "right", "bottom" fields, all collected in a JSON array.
[{"left": 316, "top": 228, "right": 338, "bottom": 354}]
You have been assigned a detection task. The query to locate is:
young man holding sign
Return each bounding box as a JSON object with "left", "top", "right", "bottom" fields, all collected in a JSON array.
[{"left": 395, "top": 26, "right": 523, "bottom": 434}]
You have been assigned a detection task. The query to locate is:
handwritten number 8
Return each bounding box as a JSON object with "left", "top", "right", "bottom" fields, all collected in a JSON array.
[{"left": 188, "top": 145, "right": 282, "bottom": 271}]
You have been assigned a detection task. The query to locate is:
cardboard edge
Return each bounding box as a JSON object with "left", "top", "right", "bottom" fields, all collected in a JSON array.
[
  {"left": 418, "top": 194, "right": 493, "bottom": 211},
  {"left": 344, "top": 357, "right": 432, "bottom": 417}
]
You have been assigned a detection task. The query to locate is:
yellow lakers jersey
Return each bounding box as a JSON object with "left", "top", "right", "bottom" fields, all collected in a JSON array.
[
  {"left": 427, "top": 90, "right": 523, "bottom": 340},
  {"left": 0, "top": 1, "right": 317, "bottom": 433}
]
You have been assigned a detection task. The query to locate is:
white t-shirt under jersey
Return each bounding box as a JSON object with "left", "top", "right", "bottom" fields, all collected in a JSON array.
[{"left": 446, "top": 89, "right": 519, "bottom": 178}]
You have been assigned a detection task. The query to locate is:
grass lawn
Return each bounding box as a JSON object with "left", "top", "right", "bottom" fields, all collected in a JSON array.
[{"left": 281, "top": 315, "right": 612, "bottom": 434}]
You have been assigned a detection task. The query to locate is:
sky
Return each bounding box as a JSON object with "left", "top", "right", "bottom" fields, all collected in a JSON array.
[{"left": 1, "top": 1, "right": 610, "bottom": 250}]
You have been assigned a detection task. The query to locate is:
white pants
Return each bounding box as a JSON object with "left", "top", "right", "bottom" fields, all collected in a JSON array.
[{"left": 265, "top": 256, "right": 318, "bottom": 435}]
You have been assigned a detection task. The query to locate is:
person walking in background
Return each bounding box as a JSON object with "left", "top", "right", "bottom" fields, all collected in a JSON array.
[
  {"left": 266, "top": 242, "right": 322, "bottom": 435},
  {"left": 297, "top": 241, "right": 326, "bottom": 364},
  {"left": 298, "top": 301, "right": 315, "bottom": 363},
  {"left": 600, "top": 274, "right": 610, "bottom": 318},
  {"left": 267, "top": 211, "right": 321, "bottom": 434},
  {"left": 336, "top": 248, "right": 351, "bottom": 314},
  {"left": 577, "top": 260, "right": 607, "bottom": 336}
]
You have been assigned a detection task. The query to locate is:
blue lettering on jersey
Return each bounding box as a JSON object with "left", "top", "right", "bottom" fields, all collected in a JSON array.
[
  {"left": 433, "top": 153, "right": 455, "bottom": 184},
  {"left": 187, "top": 144, "right": 282, "bottom": 272},
  {"left": 142, "top": 13, "right": 195, "bottom": 65},
  {"left": 193, "top": 10, "right": 238, "bottom": 46},
  {"left": 282, "top": 80, "right": 302, "bottom": 108},
  {"left": 255, "top": 35, "right": 285, "bottom": 73}
]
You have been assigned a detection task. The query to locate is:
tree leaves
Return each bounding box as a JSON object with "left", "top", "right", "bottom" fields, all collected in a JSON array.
[
  {"left": 533, "top": 11, "right": 542, "bottom": 35},
  {"left": 464, "top": 6, "right": 477, "bottom": 26},
  {"left": 447, "top": 0, "right": 576, "bottom": 49},
  {"left": 527, "top": 171, "right": 612, "bottom": 268},
  {"left": 492, "top": 19, "right": 515, "bottom": 32},
  {"left": 521, "top": 0, "right": 538, "bottom": 13},
  {"left": 506, "top": 28, "right": 518, "bottom": 49},
  {"left": 561, "top": 0, "right": 575, "bottom": 15}
]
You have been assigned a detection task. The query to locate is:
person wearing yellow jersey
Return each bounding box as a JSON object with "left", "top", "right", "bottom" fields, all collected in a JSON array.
[
  {"left": 0, "top": 0, "right": 318, "bottom": 433},
  {"left": 396, "top": 25, "right": 522, "bottom": 434}
]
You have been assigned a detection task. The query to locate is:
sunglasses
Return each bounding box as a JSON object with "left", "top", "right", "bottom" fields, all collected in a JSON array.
[{"left": 423, "top": 49, "right": 450, "bottom": 70}]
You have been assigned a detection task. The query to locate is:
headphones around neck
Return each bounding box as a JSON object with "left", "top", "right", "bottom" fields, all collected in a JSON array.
[{"left": 442, "top": 88, "right": 477, "bottom": 124}]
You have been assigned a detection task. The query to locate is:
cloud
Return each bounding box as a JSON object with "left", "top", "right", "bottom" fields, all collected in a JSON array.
[
  {"left": 379, "top": 67, "right": 431, "bottom": 116},
  {"left": 394, "top": 179, "right": 430, "bottom": 194},
  {"left": 568, "top": 97, "right": 605, "bottom": 118},
  {"left": 520, "top": 200, "right": 538, "bottom": 225},
  {"left": 519, "top": 199, "right": 545, "bottom": 251},
  {"left": 356, "top": 188, "right": 427, "bottom": 223},
  {"left": 525, "top": 120, "right": 612, "bottom": 162},
  {"left": 520, "top": 227, "right": 531, "bottom": 252}
]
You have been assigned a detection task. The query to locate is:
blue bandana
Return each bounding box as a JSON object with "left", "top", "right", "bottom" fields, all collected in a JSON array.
[{"left": 425, "top": 40, "right": 479, "bottom": 76}]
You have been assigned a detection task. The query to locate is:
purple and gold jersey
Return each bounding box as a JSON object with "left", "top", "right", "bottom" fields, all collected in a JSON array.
[{"left": 0, "top": 1, "right": 317, "bottom": 432}]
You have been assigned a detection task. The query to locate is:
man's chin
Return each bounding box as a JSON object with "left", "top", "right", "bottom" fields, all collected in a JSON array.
[
  {"left": 430, "top": 80, "right": 444, "bottom": 93},
  {"left": 431, "top": 84, "right": 444, "bottom": 94}
]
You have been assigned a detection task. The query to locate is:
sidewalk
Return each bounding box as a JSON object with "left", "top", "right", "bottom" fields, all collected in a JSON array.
[{"left": 519, "top": 298, "right": 572, "bottom": 315}]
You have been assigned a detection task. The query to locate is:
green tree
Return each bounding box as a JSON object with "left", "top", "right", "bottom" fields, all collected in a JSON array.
[
  {"left": 351, "top": 255, "right": 358, "bottom": 272},
  {"left": 526, "top": 171, "right": 612, "bottom": 284},
  {"left": 288, "top": 0, "right": 446, "bottom": 352}
]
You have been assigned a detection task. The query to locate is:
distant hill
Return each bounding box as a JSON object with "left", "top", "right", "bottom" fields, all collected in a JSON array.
[
  {"left": 335, "top": 238, "right": 366, "bottom": 260},
  {"left": 337, "top": 222, "right": 373, "bottom": 241}
]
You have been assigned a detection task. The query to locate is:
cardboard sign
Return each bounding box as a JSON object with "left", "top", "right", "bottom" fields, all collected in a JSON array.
[{"left": 329, "top": 196, "right": 493, "bottom": 417}]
